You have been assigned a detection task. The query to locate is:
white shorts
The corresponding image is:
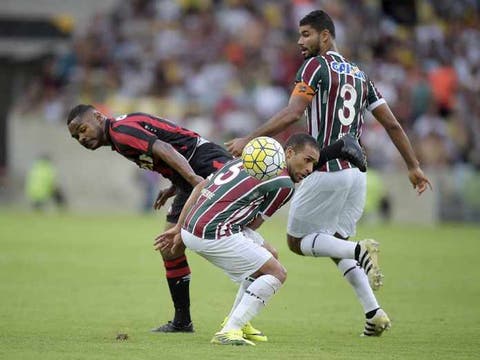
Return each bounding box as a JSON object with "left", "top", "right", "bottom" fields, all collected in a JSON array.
[
  {"left": 287, "top": 168, "right": 366, "bottom": 238},
  {"left": 181, "top": 228, "right": 272, "bottom": 283}
]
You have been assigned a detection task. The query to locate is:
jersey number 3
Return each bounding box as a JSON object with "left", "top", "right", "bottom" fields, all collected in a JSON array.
[{"left": 338, "top": 84, "right": 357, "bottom": 126}]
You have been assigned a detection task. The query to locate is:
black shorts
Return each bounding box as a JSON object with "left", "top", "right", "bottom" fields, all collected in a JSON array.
[{"left": 166, "top": 142, "right": 232, "bottom": 223}]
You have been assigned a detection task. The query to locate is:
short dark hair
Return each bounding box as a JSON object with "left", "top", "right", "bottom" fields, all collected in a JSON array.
[
  {"left": 299, "top": 10, "right": 335, "bottom": 38},
  {"left": 284, "top": 133, "right": 319, "bottom": 153},
  {"left": 67, "top": 104, "right": 95, "bottom": 124}
]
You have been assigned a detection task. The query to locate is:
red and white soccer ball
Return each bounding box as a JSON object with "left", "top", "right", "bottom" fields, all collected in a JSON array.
[{"left": 242, "top": 136, "right": 286, "bottom": 181}]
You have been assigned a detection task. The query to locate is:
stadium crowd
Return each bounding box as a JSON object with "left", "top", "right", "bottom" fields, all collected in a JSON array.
[{"left": 15, "top": 0, "right": 480, "bottom": 171}]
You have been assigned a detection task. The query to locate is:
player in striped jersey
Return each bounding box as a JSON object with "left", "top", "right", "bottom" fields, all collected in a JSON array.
[
  {"left": 226, "top": 10, "right": 432, "bottom": 336},
  {"left": 154, "top": 134, "right": 379, "bottom": 345},
  {"left": 67, "top": 104, "right": 233, "bottom": 333}
]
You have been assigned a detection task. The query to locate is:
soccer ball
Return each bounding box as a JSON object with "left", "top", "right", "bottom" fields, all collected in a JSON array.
[{"left": 242, "top": 137, "right": 286, "bottom": 181}]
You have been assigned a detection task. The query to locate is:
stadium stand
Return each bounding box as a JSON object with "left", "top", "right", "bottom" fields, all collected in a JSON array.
[{"left": 4, "top": 0, "right": 480, "bottom": 220}]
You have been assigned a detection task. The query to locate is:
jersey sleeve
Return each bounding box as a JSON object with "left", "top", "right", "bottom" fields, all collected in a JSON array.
[
  {"left": 292, "top": 57, "right": 323, "bottom": 101},
  {"left": 258, "top": 187, "right": 295, "bottom": 219},
  {"left": 110, "top": 123, "right": 158, "bottom": 155},
  {"left": 366, "top": 79, "right": 386, "bottom": 112}
]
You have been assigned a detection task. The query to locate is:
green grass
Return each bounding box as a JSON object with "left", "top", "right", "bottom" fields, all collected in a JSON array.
[{"left": 1, "top": 211, "right": 479, "bottom": 359}]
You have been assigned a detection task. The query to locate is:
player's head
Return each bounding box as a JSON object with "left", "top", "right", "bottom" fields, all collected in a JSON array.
[
  {"left": 67, "top": 104, "right": 108, "bottom": 150},
  {"left": 284, "top": 133, "right": 319, "bottom": 183},
  {"left": 298, "top": 10, "right": 335, "bottom": 58}
]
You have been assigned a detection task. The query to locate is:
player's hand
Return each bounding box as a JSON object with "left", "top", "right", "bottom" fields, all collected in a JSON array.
[
  {"left": 154, "top": 226, "right": 180, "bottom": 252},
  {"left": 153, "top": 185, "right": 176, "bottom": 210},
  {"left": 408, "top": 166, "right": 432, "bottom": 195},
  {"left": 225, "top": 137, "right": 249, "bottom": 157},
  {"left": 170, "top": 233, "right": 184, "bottom": 254}
]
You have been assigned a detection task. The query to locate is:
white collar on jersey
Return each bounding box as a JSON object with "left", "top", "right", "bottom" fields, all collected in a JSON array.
[{"left": 326, "top": 50, "right": 344, "bottom": 58}]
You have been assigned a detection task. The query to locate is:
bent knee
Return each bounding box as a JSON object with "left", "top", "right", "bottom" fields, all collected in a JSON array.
[
  {"left": 269, "top": 246, "right": 279, "bottom": 259},
  {"left": 268, "top": 258, "right": 287, "bottom": 284},
  {"left": 160, "top": 246, "right": 185, "bottom": 260},
  {"left": 275, "top": 265, "right": 287, "bottom": 284},
  {"left": 287, "top": 235, "right": 303, "bottom": 256},
  {"left": 262, "top": 242, "right": 279, "bottom": 259}
]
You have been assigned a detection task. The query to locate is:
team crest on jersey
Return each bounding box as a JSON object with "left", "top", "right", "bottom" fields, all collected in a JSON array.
[{"left": 330, "top": 61, "right": 366, "bottom": 81}]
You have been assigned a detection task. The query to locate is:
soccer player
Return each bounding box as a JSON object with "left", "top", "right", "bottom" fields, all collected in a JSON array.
[
  {"left": 67, "top": 104, "right": 232, "bottom": 333},
  {"left": 154, "top": 133, "right": 378, "bottom": 345},
  {"left": 226, "top": 10, "right": 432, "bottom": 336},
  {"left": 67, "top": 104, "right": 365, "bottom": 337}
]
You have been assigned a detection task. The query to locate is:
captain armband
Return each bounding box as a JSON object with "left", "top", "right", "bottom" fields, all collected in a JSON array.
[{"left": 291, "top": 82, "right": 315, "bottom": 101}]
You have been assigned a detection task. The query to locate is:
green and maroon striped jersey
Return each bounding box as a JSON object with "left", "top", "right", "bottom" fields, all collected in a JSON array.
[
  {"left": 183, "top": 159, "right": 295, "bottom": 239},
  {"left": 295, "top": 51, "right": 385, "bottom": 172}
]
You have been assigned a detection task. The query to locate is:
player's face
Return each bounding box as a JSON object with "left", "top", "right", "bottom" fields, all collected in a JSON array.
[
  {"left": 68, "top": 111, "right": 104, "bottom": 150},
  {"left": 298, "top": 25, "right": 329, "bottom": 58},
  {"left": 285, "top": 144, "right": 319, "bottom": 183}
]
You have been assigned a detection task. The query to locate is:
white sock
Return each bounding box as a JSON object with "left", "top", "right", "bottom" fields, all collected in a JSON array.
[
  {"left": 301, "top": 232, "right": 356, "bottom": 259},
  {"left": 227, "top": 277, "right": 255, "bottom": 319},
  {"left": 222, "top": 274, "right": 282, "bottom": 332},
  {"left": 337, "top": 259, "right": 379, "bottom": 313}
]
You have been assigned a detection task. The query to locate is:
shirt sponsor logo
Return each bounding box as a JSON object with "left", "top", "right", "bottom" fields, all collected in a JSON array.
[
  {"left": 144, "top": 124, "right": 158, "bottom": 134},
  {"left": 330, "top": 61, "right": 366, "bottom": 81}
]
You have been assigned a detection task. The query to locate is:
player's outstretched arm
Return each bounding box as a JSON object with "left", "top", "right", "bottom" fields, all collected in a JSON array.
[
  {"left": 225, "top": 94, "right": 310, "bottom": 157},
  {"left": 151, "top": 139, "right": 204, "bottom": 187},
  {"left": 372, "top": 103, "right": 432, "bottom": 195}
]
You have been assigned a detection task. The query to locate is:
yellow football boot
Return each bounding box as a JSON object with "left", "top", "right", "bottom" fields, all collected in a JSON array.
[{"left": 210, "top": 330, "right": 255, "bottom": 346}]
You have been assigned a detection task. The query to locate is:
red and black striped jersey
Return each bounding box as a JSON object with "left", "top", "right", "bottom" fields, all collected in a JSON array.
[
  {"left": 295, "top": 51, "right": 385, "bottom": 172},
  {"left": 184, "top": 159, "right": 295, "bottom": 239},
  {"left": 105, "top": 112, "right": 201, "bottom": 183}
]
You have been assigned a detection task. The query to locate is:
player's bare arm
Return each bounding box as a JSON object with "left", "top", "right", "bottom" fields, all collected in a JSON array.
[
  {"left": 246, "top": 215, "right": 264, "bottom": 230},
  {"left": 225, "top": 93, "right": 310, "bottom": 157},
  {"left": 154, "top": 179, "right": 209, "bottom": 253},
  {"left": 372, "top": 103, "right": 432, "bottom": 194},
  {"left": 151, "top": 139, "right": 204, "bottom": 187},
  {"left": 153, "top": 184, "right": 176, "bottom": 210}
]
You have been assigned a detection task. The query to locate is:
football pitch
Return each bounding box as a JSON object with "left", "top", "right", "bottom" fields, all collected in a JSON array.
[{"left": 1, "top": 211, "right": 479, "bottom": 359}]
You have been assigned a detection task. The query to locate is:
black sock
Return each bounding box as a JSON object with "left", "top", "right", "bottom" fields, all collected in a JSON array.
[
  {"left": 354, "top": 243, "right": 360, "bottom": 261},
  {"left": 316, "top": 138, "right": 344, "bottom": 169},
  {"left": 164, "top": 255, "right": 192, "bottom": 325},
  {"left": 365, "top": 308, "right": 380, "bottom": 319}
]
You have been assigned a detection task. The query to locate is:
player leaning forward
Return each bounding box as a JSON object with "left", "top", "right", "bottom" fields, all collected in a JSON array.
[
  {"left": 227, "top": 10, "right": 432, "bottom": 337},
  {"left": 154, "top": 134, "right": 379, "bottom": 346}
]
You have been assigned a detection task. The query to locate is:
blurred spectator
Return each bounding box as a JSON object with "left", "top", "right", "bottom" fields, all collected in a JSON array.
[
  {"left": 407, "top": 65, "right": 433, "bottom": 120},
  {"left": 363, "top": 168, "right": 391, "bottom": 223},
  {"left": 413, "top": 101, "right": 451, "bottom": 167},
  {"left": 428, "top": 58, "right": 458, "bottom": 117},
  {"left": 25, "top": 155, "right": 66, "bottom": 211}
]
